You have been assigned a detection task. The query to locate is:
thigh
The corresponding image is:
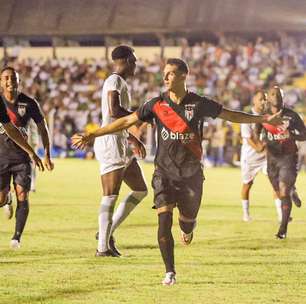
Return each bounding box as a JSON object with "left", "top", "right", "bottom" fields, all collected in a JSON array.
[
  {"left": 12, "top": 162, "right": 31, "bottom": 193},
  {"left": 123, "top": 158, "right": 147, "bottom": 191},
  {"left": 151, "top": 170, "right": 176, "bottom": 209},
  {"left": 279, "top": 155, "right": 297, "bottom": 189},
  {"left": 177, "top": 171, "right": 204, "bottom": 219},
  {"left": 267, "top": 156, "right": 280, "bottom": 192},
  {"left": 0, "top": 163, "right": 11, "bottom": 192}
]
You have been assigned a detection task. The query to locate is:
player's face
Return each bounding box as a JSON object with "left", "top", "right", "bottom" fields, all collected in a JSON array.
[
  {"left": 267, "top": 87, "right": 283, "bottom": 113},
  {"left": 0, "top": 69, "right": 19, "bottom": 93},
  {"left": 125, "top": 53, "right": 137, "bottom": 76},
  {"left": 252, "top": 92, "right": 266, "bottom": 114},
  {"left": 163, "top": 64, "right": 185, "bottom": 91}
]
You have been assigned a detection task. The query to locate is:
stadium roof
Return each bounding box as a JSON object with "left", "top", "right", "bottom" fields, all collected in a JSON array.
[{"left": 1, "top": 0, "right": 306, "bottom": 37}]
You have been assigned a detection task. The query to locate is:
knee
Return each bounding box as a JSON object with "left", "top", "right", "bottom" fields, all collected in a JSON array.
[{"left": 178, "top": 214, "right": 197, "bottom": 234}]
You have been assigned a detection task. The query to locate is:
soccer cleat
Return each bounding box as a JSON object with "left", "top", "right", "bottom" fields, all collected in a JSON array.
[
  {"left": 109, "top": 235, "right": 121, "bottom": 256},
  {"left": 162, "top": 272, "right": 176, "bottom": 286},
  {"left": 10, "top": 239, "right": 21, "bottom": 249},
  {"left": 180, "top": 230, "right": 193, "bottom": 245},
  {"left": 242, "top": 214, "right": 252, "bottom": 222},
  {"left": 2, "top": 192, "right": 13, "bottom": 220},
  {"left": 275, "top": 232, "right": 287, "bottom": 240},
  {"left": 95, "top": 249, "right": 120, "bottom": 258},
  {"left": 291, "top": 189, "right": 302, "bottom": 208}
]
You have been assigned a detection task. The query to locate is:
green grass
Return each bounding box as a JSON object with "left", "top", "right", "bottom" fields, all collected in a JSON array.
[{"left": 1, "top": 159, "right": 306, "bottom": 304}]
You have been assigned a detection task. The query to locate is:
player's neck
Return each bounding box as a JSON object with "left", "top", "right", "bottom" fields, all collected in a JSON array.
[
  {"left": 3, "top": 91, "right": 16, "bottom": 103},
  {"left": 169, "top": 87, "right": 187, "bottom": 104}
]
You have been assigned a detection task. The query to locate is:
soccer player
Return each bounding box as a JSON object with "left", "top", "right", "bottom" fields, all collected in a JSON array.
[
  {"left": 0, "top": 66, "right": 53, "bottom": 249},
  {"left": 89, "top": 45, "right": 147, "bottom": 257},
  {"left": 240, "top": 90, "right": 267, "bottom": 221},
  {"left": 72, "top": 58, "right": 284, "bottom": 285},
  {"left": 261, "top": 86, "right": 306, "bottom": 239}
]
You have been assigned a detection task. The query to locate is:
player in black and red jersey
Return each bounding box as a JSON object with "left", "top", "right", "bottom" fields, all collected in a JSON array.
[
  {"left": 0, "top": 66, "right": 53, "bottom": 249},
  {"left": 72, "top": 58, "right": 284, "bottom": 285},
  {"left": 261, "top": 86, "right": 306, "bottom": 239}
]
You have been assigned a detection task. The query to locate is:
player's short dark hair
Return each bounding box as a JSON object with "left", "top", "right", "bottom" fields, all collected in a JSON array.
[
  {"left": 166, "top": 58, "right": 189, "bottom": 74},
  {"left": 111, "top": 45, "right": 135, "bottom": 60},
  {"left": 0, "top": 66, "right": 16, "bottom": 75}
]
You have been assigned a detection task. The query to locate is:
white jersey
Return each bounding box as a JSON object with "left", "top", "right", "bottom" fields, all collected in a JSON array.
[
  {"left": 94, "top": 73, "right": 133, "bottom": 175},
  {"left": 240, "top": 109, "right": 266, "bottom": 163},
  {"left": 101, "top": 73, "right": 130, "bottom": 136}
]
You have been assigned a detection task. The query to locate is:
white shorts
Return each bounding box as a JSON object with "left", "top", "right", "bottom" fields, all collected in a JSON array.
[
  {"left": 241, "top": 158, "right": 267, "bottom": 184},
  {"left": 94, "top": 134, "right": 134, "bottom": 175}
]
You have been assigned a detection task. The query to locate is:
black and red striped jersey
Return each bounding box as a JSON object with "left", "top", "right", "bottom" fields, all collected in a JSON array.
[
  {"left": 0, "top": 92, "right": 44, "bottom": 165},
  {"left": 262, "top": 108, "right": 306, "bottom": 156},
  {"left": 137, "top": 91, "right": 222, "bottom": 178},
  {"left": 0, "top": 98, "right": 10, "bottom": 124}
]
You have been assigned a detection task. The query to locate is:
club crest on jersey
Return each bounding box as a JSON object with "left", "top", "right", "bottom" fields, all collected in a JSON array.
[
  {"left": 17, "top": 103, "right": 27, "bottom": 117},
  {"left": 185, "top": 104, "right": 195, "bottom": 121}
]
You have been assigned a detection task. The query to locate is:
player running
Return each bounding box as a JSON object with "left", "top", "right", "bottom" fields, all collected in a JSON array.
[
  {"left": 0, "top": 66, "right": 53, "bottom": 249},
  {"left": 72, "top": 58, "right": 284, "bottom": 285},
  {"left": 85, "top": 45, "right": 147, "bottom": 257},
  {"left": 260, "top": 86, "right": 306, "bottom": 239}
]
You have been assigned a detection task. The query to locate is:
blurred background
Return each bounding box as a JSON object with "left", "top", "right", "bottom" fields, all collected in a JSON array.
[{"left": 1, "top": 0, "right": 306, "bottom": 169}]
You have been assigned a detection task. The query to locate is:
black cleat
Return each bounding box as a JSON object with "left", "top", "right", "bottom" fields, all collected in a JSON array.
[
  {"left": 275, "top": 232, "right": 287, "bottom": 239},
  {"left": 95, "top": 249, "right": 120, "bottom": 257},
  {"left": 291, "top": 189, "right": 302, "bottom": 208},
  {"left": 109, "top": 235, "right": 121, "bottom": 256}
]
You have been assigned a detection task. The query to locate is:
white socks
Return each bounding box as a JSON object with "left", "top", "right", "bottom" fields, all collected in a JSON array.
[
  {"left": 241, "top": 199, "right": 250, "bottom": 220},
  {"left": 110, "top": 191, "right": 147, "bottom": 235},
  {"left": 275, "top": 198, "right": 282, "bottom": 222},
  {"left": 98, "top": 195, "right": 118, "bottom": 252}
]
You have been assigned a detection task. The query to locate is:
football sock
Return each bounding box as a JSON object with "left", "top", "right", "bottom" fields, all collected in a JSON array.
[
  {"left": 110, "top": 190, "right": 147, "bottom": 235},
  {"left": 274, "top": 198, "right": 282, "bottom": 221},
  {"left": 98, "top": 195, "right": 117, "bottom": 252},
  {"left": 158, "top": 212, "right": 175, "bottom": 273},
  {"left": 241, "top": 199, "right": 250, "bottom": 216},
  {"left": 12, "top": 200, "right": 29, "bottom": 241},
  {"left": 279, "top": 196, "right": 292, "bottom": 234}
]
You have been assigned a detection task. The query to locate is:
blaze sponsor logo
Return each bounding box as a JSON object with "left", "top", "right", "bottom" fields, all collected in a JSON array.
[{"left": 160, "top": 127, "right": 195, "bottom": 142}]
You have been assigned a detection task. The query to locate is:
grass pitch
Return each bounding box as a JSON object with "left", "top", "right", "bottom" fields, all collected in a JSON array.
[{"left": 1, "top": 159, "right": 306, "bottom": 304}]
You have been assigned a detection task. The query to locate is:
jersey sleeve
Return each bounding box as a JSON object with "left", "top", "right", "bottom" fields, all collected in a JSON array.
[
  {"left": 241, "top": 123, "right": 252, "bottom": 138},
  {"left": 105, "top": 75, "right": 122, "bottom": 93},
  {"left": 30, "top": 99, "right": 44, "bottom": 124},
  {"left": 136, "top": 99, "right": 155, "bottom": 123},
  {"left": 291, "top": 112, "right": 306, "bottom": 135},
  {"left": 0, "top": 99, "right": 10, "bottom": 124},
  {"left": 199, "top": 97, "right": 223, "bottom": 119}
]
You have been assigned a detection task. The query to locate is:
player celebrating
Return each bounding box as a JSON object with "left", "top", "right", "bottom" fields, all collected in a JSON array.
[
  {"left": 0, "top": 66, "right": 53, "bottom": 249},
  {"left": 89, "top": 45, "right": 147, "bottom": 257},
  {"left": 261, "top": 86, "right": 306, "bottom": 239},
  {"left": 72, "top": 58, "right": 284, "bottom": 285}
]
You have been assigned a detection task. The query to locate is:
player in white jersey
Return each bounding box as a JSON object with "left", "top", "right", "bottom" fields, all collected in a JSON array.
[
  {"left": 93, "top": 45, "right": 147, "bottom": 257},
  {"left": 240, "top": 91, "right": 271, "bottom": 221}
]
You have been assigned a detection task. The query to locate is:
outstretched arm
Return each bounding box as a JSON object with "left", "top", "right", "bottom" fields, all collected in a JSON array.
[
  {"left": 218, "top": 108, "right": 284, "bottom": 125},
  {"left": 3, "top": 122, "right": 44, "bottom": 171},
  {"left": 71, "top": 112, "right": 140, "bottom": 150}
]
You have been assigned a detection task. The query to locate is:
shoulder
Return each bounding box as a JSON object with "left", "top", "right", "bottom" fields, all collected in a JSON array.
[{"left": 18, "top": 92, "right": 34, "bottom": 104}]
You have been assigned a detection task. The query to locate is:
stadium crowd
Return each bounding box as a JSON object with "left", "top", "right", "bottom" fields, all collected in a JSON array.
[{"left": 3, "top": 35, "right": 306, "bottom": 168}]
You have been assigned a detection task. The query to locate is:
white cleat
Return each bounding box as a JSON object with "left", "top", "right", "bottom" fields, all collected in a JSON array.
[
  {"left": 10, "top": 239, "right": 21, "bottom": 249},
  {"left": 180, "top": 230, "right": 193, "bottom": 245},
  {"left": 3, "top": 192, "right": 13, "bottom": 220},
  {"left": 162, "top": 272, "right": 176, "bottom": 286},
  {"left": 242, "top": 214, "right": 252, "bottom": 222}
]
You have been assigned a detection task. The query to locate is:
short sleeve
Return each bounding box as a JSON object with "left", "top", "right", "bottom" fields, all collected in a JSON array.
[
  {"left": 136, "top": 99, "right": 155, "bottom": 123},
  {"left": 104, "top": 74, "right": 122, "bottom": 93},
  {"left": 241, "top": 123, "right": 252, "bottom": 138},
  {"left": 292, "top": 112, "right": 306, "bottom": 134},
  {"left": 30, "top": 99, "right": 44, "bottom": 124},
  {"left": 199, "top": 97, "right": 223, "bottom": 119},
  {"left": 0, "top": 99, "right": 10, "bottom": 124}
]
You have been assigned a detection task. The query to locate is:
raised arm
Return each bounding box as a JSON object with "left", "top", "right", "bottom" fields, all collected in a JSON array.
[
  {"left": 71, "top": 112, "right": 140, "bottom": 150},
  {"left": 218, "top": 108, "right": 283, "bottom": 125}
]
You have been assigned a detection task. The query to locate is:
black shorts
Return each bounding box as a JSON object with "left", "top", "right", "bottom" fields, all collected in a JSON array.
[
  {"left": 267, "top": 153, "right": 297, "bottom": 191},
  {"left": 151, "top": 168, "right": 204, "bottom": 219},
  {"left": 0, "top": 162, "right": 32, "bottom": 191}
]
